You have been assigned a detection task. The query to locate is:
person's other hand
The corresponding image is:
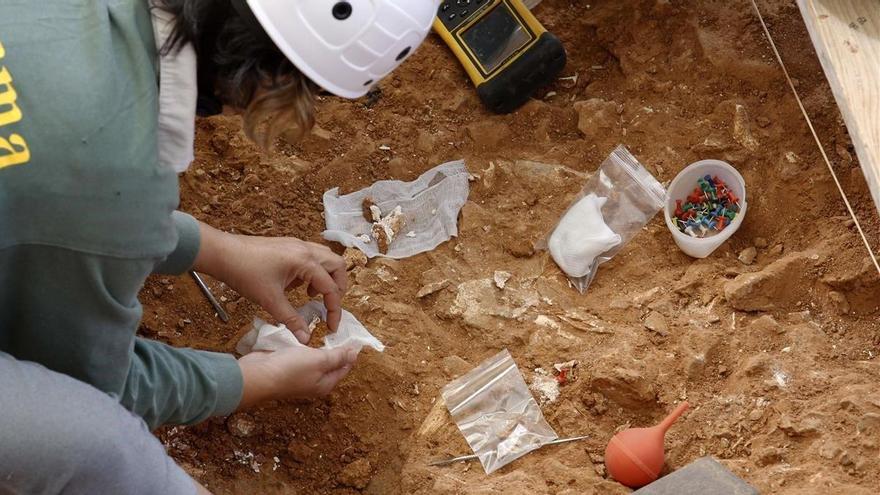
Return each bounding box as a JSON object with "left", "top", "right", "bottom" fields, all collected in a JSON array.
[
  {"left": 237, "top": 346, "right": 358, "bottom": 408},
  {"left": 195, "top": 223, "right": 348, "bottom": 341}
]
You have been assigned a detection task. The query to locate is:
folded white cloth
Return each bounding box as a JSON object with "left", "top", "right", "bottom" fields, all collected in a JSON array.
[
  {"left": 548, "top": 194, "right": 622, "bottom": 278},
  {"left": 236, "top": 302, "right": 384, "bottom": 354}
]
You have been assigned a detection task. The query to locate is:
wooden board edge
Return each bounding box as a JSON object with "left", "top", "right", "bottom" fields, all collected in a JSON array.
[{"left": 796, "top": 0, "right": 880, "bottom": 216}]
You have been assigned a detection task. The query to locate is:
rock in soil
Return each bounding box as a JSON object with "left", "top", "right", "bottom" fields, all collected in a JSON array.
[
  {"left": 574, "top": 98, "right": 619, "bottom": 139},
  {"left": 416, "top": 279, "right": 450, "bottom": 298},
  {"left": 287, "top": 441, "right": 314, "bottom": 464},
  {"left": 738, "top": 246, "right": 757, "bottom": 265},
  {"left": 530, "top": 368, "right": 560, "bottom": 404},
  {"left": 448, "top": 279, "right": 538, "bottom": 331},
  {"left": 590, "top": 364, "right": 656, "bottom": 408},
  {"left": 534, "top": 315, "right": 560, "bottom": 330},
  {"left": 827, "top": 290, "right": 850, "bottom": 315},
  {"left": 226, "top": 413, "right": 259, "bottom": 438},
  {"left": 441, "top": 355, "right": 471, "bottom": 379},
  {"left": 818, "top": 441, "right": 842, "bottom": 460},
  {"left": 749, "top": 315, "right": 783, "bottom": 335},
  {"left": 754, "top": 447, "right": 783, "bottom": 467},
  {"left": 724, "top": 250, "right": 819, "bottom": 311},
  {"left": 338, "top": 458, "right": 372, "bottom": 489},
  {"left": 466, "top": 119, "right": 511, "bottom": 151},
  {"left": 778, "top": 414, "right": 822, "bottom": 437},
  {"left": 343, "top": 248, "right": 368, "bottom": 270},
  {"left": 493, "top": 270, "right": 512, "bottom": 289},
  {"left": 643, "top": 311, "right": 669, "bottom": 336},
  {"left": 733, "top": 103, "right": 760, "bottom": 152}
]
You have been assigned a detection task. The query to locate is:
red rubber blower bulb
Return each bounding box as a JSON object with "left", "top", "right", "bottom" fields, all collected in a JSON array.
[{"left": 604, "top": 402, "right": 690, "bottom": 488}]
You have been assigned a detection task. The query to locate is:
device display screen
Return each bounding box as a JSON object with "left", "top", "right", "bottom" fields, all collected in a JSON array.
[{"left": 460, "top": 4, "right": 533, "bottom": 74}]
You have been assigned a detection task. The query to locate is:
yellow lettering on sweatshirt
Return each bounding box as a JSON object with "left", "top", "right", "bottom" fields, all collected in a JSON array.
[
  {"left": 0, "top": 40, "right": 30, "bottom": 169},
  {"left": 0, "top": 133, "right": 29, "bottom": 168},
  {"left": 0, "top": 67, "right": 23, "bottom": 127}
]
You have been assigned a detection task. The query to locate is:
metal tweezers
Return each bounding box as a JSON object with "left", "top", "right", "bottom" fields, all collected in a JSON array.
[{"left": 190, "top": 271, "right": 229, "bottom": 322}]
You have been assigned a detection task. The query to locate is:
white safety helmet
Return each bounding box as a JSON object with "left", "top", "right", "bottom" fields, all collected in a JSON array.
[{"left": 240, "top": 0, "right": 440, "bottom": 99}]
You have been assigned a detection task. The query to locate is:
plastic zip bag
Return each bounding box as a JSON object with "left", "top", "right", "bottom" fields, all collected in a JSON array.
[
  {"left": 539, "top": 145, "right": 665, "bottom": 293},
  {"left": 442, "top": 349, "right": 558, "bottom": 474}
]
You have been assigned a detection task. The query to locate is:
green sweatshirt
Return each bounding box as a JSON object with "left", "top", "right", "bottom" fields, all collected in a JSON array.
[{"left": 0, "top": 0, "right": 242, "bottom": 429}]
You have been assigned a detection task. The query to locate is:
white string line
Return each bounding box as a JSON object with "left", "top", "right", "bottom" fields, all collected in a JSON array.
[{"left": 749, "top": 0, "right": 880, "bottom": 276}]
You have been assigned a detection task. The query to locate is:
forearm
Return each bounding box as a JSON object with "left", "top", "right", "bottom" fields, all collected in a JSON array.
[
  {"left": 237, "top": 354, "right": 278, "bottom": 410},
  {"left": 192, "top": 220, "right": 238, "bottom": 280}
]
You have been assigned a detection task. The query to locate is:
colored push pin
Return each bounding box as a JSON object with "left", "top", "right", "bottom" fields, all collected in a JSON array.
[
  {"left": 604, "top": 402, "right": 690, "bottom": 488},
  {"left": 674, "top": 200, "right": 684, "bottom": 218}
]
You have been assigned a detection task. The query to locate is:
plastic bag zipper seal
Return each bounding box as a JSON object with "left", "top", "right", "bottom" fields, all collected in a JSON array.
[{"left": 609, "top": 146, "right": 666, "bottom": 209}]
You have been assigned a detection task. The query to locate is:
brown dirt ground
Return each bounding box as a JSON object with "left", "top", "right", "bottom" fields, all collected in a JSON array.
[{"left": 145, "top": 0, "right": 880, "bottom": 493}]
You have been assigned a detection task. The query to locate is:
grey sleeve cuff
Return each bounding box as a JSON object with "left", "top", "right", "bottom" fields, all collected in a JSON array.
[
  {"left": 153, "top": 211, "right": 201, "bottom": 275},
  {"left": 123, "top": 340, "right": 244, "bottom": 429},
  {"left": 205, "top": 351, "right": 245, "bottom": 418}
]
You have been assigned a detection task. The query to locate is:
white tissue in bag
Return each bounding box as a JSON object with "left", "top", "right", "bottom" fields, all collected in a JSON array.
[
  {"left": 548, "top": 194, "right": 622, "bottom": 278},
  {"left": 236, "top": 302, "right": 384, "bottom": 354}
]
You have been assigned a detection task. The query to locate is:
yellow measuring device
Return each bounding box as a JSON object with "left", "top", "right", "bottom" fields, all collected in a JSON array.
[{"left": 433, "top": 0, "right": 566, "bottom": 113}]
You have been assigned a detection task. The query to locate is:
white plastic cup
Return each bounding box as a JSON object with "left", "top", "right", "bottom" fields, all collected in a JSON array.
[{"left": 664, "top": 160, "right": 747, "bottom": 258}]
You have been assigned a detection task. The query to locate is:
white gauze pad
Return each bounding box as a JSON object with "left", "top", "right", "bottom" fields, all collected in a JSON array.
[{"left": 548, "top": 194, "right": 622, "bottom": 278}]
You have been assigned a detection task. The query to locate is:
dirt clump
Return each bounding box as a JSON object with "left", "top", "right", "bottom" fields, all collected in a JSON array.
[{"left": 338, "top": 459, "right": 373, "bottom": 490}]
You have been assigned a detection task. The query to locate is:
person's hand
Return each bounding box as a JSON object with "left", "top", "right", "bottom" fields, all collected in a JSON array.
[
  {"left": 194, "top": 223, "right": 348, "bottom": 341},
  {"left": 237, "top": 346, "right": 358, "bottom": 408}
]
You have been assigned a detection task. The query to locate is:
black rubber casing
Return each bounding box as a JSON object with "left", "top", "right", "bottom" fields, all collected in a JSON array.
[{"left": 476, "top": 32, "right": 566, "bottom": 114}]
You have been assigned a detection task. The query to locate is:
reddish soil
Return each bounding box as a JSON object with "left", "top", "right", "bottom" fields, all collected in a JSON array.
[{"left": 145, "top": 1, "right": 880, "bottom": 493}]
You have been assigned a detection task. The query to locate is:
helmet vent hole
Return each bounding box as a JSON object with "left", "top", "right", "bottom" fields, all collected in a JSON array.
[
  {"left": 332, "top": 2, "right": 353, "bottom": 20},
  {"left": 395, "top": 46, "right": 411, "bottom": 61},
  {"left": 363, "top": 79, "right": 374, "bottom": 86}
]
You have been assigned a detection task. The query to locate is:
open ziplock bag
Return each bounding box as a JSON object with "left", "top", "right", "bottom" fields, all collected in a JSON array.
[
  {"left": 442, "top": 349, "right": 558, "bottom": 474},
  {"left": 538, "top": 146, "right": 665, "bottom": 293},
  {"left": 235, "top": 301, "right": 384, "bottom": 354},
  {"left": 322, "top": 161, "right": 469, "bottom": 259}
]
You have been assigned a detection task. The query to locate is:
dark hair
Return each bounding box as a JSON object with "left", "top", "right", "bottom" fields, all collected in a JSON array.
[{"left": 156, "top": 0, "right": 316, "bottom": 148}]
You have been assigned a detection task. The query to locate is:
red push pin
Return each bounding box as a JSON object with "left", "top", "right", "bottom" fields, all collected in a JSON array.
[{"left": 604, "top": 402, "right": 690, "bottom": 488}]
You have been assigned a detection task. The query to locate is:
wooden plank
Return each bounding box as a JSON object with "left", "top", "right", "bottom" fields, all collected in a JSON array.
[{"left": 797, "top": 0, "right": 880, "bottom": 215}]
